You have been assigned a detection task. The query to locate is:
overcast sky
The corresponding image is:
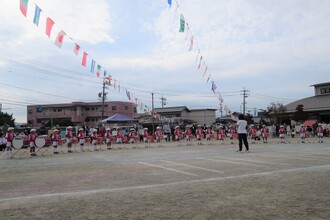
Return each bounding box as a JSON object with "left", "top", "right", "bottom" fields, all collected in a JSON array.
[{"left": 0, "top": 0, "right": 329, "bottom": 123}]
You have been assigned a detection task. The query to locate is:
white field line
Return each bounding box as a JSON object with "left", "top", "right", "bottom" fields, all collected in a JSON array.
[
  {"left": 160, "top": 160, "right": 224, "bottom": 174},
  {"left": 138, "top": 162, "right": 198, "bottom": 177},
  {"left": 197, "top": 158, "right": 265, "bottom": 167},
  {"left": 1, "top": 164, "right": 329, "bottom": 203},
  {"left": 213, "top": 156, "right": 290, "bottom": 166},
  {"left": 257, "top": 154, "right": 329, "bottom": 161}
]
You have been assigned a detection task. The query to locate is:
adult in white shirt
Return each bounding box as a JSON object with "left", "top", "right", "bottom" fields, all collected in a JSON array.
[{"left": 236, "top": 114, "right": 250, "bottom": 152}]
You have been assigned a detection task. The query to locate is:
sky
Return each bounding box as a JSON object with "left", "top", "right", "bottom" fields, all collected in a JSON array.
[{"left": 0, "top": 0, "right": 329, "bottom": 123}]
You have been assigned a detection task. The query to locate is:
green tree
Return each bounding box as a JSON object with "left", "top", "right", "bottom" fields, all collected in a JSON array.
[
  {"left": 266, "top": 102, "right": 287, "bottom": 124},
  {"left": 0, "top": 111, "right": 15, "bottom": 127},
  {"left": 291, "top": 104, "right": 308, "bottom": 122}
]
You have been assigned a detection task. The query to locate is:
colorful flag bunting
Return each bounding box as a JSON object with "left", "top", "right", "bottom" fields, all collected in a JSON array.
[
  {"left": 74, "top": 44, "right": 80, "bottom": 56},
  {"left": 33, "top": 5, "right": 41, "bottom": 26},
  {"left": 54, "top": 30, "right": 66, "bottom": 48},
  {"left": 90, "top": 60, "right": 96, "bottom": 73},
  {"left": 81, "top": 51, "right": 88, "bottom": 67},
  {"left": 45, "top": 17, "right": 55, "bottom": 38},
  {"left": 96, "top": 64, "right": 101, "bottom": 77},
  {"left": 20, "top": 0, "right": 29, "bottom": 17},
  {"left": 179, "top": 14, "right": 185, "bottom": 32},
  {"left": 103, "top": 70, "right": 107, "bottom": 77}
]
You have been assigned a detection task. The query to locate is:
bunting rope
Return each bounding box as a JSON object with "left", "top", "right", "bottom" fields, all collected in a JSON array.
[
  {"left": 167, "top": 0, "right": 233, "bottom": 118},
  {"left": 18, "top": 0, "right": 154, "bottom": 115}
]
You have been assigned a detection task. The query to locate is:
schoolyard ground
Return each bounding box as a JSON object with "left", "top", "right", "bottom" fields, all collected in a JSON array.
[{"left": 0, "top": 138, "right": 330, "bottom": 219}]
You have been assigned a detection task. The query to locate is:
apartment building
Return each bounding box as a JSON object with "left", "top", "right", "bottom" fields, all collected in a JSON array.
[{"left": 27, "top": 101, "right": 136, "bottom": 127}]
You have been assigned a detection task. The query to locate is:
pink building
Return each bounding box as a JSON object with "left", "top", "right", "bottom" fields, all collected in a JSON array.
[{"left": 27, "top": 101, "right": 136, "bottom": 127}]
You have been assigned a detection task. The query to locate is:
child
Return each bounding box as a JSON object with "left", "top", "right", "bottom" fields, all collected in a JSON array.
[
  {"left": 5, "top": 127, "right": 15, "bottom": 159},
  {"left": 116, "top": 128, "right": 123, "bottom": 144},
  {"left": 205, "top": 125, "right": 213, "bottom": 144},
  {"left": 185, "top": 125, "right": 192, "bottom": 146},
  {"left": 155, "top": 127, "right": 163, "bottom": 147},
  {"left": 279, "top": 125, "right": 286, "bottom": 144},
  {"left": 249, "top": 125, "right": 258, "bottom": 144},
  {"left": 105, "top": 128, "right": 112, "bottom": 149},
  {"left": 228, "top": 125, "right": 236, "bottom": 144},
  {"left": 261, "top": 125, "right": 269, "bottom": 143},
  {"left": 77, "top": 128, "right": 86, "bottom": 152},
  {"left": 52, "top": 129, "right": 61, "bottom": 154},
  {"left": 316, "top": 123, "right": 324, "bottom": 143},
  {"left": 218, "top": 126, "right": 226, "bottom": 140},
  {"left": 128, "top": 128, "right": 137, "bottom": 145},
  {"left": 196, "top": 125, "right": 203, "bottom": 145},
  {"left": 174, "top": 126, "right": 182, "bottom": 146},
  {"left": 92, "top": 128, "right": 99, "bottom": 151},
  {"left": 143, "top": 128, "right": 150, "bottom": 148},
  {"left": 299, "top": 125, "right": 306, "bottom": 143},
  {"left": 66, "top": 126, "right": 73, "bottom": 153},
  {"left": 29, "top": 129, "right": 38, "bottom": 156}
]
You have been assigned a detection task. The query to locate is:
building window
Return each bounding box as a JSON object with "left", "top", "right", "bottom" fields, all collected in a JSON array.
[
  {"left": 320, "top": 88, "right": 330, "bottom": 94},
  {"left": 112, "top": 106, "right": 117, "bottom": 110},
  {"left": 124, "top": 106, "right": 129, "bottom": 110},
  {"left": 85, "top": 108, "right": 90, "bottom": 111}
]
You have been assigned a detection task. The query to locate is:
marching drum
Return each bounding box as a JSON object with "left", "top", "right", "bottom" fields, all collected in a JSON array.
[
  {"left": 12, "top": 135, "right": 29, "bottom": 150},
  {"left": 34, "top": 135, "right": 52, "bottom": 148}
]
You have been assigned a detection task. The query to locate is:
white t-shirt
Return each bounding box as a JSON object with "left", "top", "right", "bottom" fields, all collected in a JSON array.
[{"left": 237, "top": 120, "right": 248, "bottom": 134}]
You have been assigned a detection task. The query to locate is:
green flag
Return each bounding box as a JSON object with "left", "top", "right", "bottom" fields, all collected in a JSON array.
[{"left": 179, "top": 14, "right": 185, "bottom": 32}]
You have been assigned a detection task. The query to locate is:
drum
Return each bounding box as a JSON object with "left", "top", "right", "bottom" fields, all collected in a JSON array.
[
  {"left": 34, "top": 135, "right": 52, "bottom": 148},
  {"left": 12, "top": 135, "right": 29, "bottom": 150}
]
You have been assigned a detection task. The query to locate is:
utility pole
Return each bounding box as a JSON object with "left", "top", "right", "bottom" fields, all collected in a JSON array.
[
  {"left": 240, "top": 88, "right": 250, "bottom": 115},
  {"left": 160, "top": 96, "right": 167, "bottom": 108},
  {"left": 99, "top": 81, "right": 108, "bottom": 120},
  {"left": 151, "top": 92, "right": 155, "bottom": 134}
]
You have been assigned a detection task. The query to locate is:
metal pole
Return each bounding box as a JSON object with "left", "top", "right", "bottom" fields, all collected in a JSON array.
[
  {"left": 152, "top": 92, "right": 155, "bottom": 134},
  {"left": 101, "top": 81, "right": 106, "bottom": 119}
]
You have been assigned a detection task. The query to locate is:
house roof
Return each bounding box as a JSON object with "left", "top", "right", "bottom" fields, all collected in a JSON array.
[
  {"left": 285, "top": 95, "right": 330, "bottom": 113},
  {"left": 310, "top": 82, "right": 330, "bottom": 87},
  {"left": 154, "top": 106, "right": 190, "bottom": 113},
  {"left": 100, "top": 114, "right": 138, "bottom": 123}
]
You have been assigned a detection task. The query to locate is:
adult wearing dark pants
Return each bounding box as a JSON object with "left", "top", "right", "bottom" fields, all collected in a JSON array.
[{"left": 236, "top": 114, "right": 250, "bottom": 153}]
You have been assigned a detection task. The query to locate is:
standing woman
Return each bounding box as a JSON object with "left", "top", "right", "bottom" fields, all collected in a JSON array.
[{"left": 236, "top": 114, "right": 250, "bottom": 153}]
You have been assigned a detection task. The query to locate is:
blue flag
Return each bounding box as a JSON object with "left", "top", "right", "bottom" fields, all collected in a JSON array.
[
  {"left": 33, "top": 5, "right": 42, "bottom": 26},
  {"left": 168, "top": 0, "right": 172, "bottom": 7}
]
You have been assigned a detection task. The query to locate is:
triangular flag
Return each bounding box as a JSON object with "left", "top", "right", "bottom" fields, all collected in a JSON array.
[
  {"left": 211, "top": 81, "right": 217, "bottom": 94},
  {"left": 33, "top": 5, "right": 41, "bottom": 26},
  {"left": 189, "top": 36, "right": 194, "bottom": 51},
  {"left": 19, "top": 0, "right": 29, "bottom": 17},
  {"left": 54, "top": 30, "right": 66, "bottom": 48},
  {"left": 81, "top": 51, "right": 88, "bottom": 67},
  {"left": 45, "top": 17, "right": 55, "bottom": 38},
  {"left": 197, "top": 56, "right": 203, "bottom": 69},
  {"left": 167, "top": 0, "right": 172, "bottom": 7},
  {"left": 203, "top": 65, "right": 208, "bottom": 77},
  {"left": 96, "top": 64, "right": 101, "bottom": 77},
  {"left": 179, "top": 14, "right": 185, "bottom": 32},
  {"left": 73, "top": 44, "right": 80, "bottom": 56},
  {"left": 90, "top": 60, "right": 96, "bottom": 73}
]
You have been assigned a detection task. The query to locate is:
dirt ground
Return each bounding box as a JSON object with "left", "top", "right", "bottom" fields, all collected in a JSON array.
[{"left": 0, "top": 137, "right": 330, "bottom": 219}]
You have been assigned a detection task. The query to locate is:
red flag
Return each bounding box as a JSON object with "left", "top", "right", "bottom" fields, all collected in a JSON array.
[
  {"left": 73, "top": 44, "right": 80, "bottom": 56},
  {"left": 20, "top": 0, "right": 29, "bottom": 17},
  {"left": 54, "top": 30, "right": 66, "bottom": 48},
  {"left": 45, "top": 17, "right": 55, "bottom": 38},
  {"left": 82, "top": 51, "right": 88, "bottom": 67}
]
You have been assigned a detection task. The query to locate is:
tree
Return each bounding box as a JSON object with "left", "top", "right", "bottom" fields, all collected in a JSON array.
[
  {"left": 266, "top": 102, "right": 287, "bottom": 124},
  {"left": 0, "top": 111, "right": 15, "bottom": 127},
  {"left": 291, "top": 104, "right": 308, "bottom": 122}
]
